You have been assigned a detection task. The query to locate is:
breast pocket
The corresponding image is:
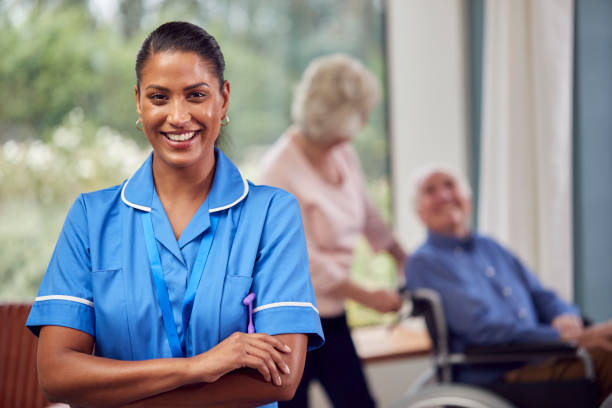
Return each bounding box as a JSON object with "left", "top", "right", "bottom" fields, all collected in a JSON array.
[
  {"left": 91, "top": 268, "right": 133, "bottom": 359},
  {"left": 219, "top": 275, "right": 253, "bottom": 340}
]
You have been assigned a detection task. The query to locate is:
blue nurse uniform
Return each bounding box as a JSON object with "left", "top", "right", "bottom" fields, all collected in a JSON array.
[{"left": 27, "top": 147, "right": 324, "bottom": 407}]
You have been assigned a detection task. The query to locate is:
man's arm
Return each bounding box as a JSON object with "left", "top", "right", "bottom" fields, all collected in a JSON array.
[
  {"left": 506, "top": 247, "right": 579, "bottom": 324},
  {"left": 406, "top": 254, "right": 561, "bottom": 347}
]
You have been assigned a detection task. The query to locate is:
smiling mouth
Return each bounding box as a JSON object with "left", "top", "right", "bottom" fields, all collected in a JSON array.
[{"left": 161, "top": 131, "right": 200, "bottom": 142}]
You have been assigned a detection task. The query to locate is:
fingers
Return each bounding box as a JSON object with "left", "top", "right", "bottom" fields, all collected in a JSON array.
[
  {"left": 243, "top": 354, "right": 273, "bottom": 383},
  {"left": 249, "top": 333, "right": 292, "bottom": 353},
  {"left": 235, "top": 333, "right": 291, "bottom": 386},
  {"left": 376, "top": 290, "right": 403, "bottom": 313},
  {"left": 245, "top": 344, "right": 288, "bottom": 386}
]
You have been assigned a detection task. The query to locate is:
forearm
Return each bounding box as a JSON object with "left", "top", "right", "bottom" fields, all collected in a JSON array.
[
  {"left": 40, "top": 347, "right": 195, "bottom": 407},
  {"left": 126, "top": 334, "right": 308, "bottom": 408},
  {"left": 125, "top": 368, "right": 296, "bottom": 408},
  {"left": 328, "top": 278, "right": 370, "bottom": 304},
  {"left": 460, "top": 321, "right": 560, "bottom": 346},
  {"left": 386, "top": 239, "right": 406, "bottom": 269}
]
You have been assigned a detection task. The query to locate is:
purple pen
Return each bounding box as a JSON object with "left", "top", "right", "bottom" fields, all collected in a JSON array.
[{"left": 242, "top": 293, "right": 256, "bottom": 333}]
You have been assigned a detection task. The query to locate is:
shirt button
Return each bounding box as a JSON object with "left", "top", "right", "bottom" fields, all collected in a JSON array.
[
  {"left": 503, "top": 286, "right": 512, "bottom": 297},
  {"left": 454, "top": 247, "right": 463, "bottom": 255},
  {"left": 485, "top": 266, "right": 496, "bottom": 277},
  {"left": 518, "top": 308, "right": 527, "bottom": 319}
]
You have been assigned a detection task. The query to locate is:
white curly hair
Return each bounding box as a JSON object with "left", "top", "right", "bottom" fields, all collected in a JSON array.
[{"left": 291, "top": 53, "right": 381, "bottom": 143}]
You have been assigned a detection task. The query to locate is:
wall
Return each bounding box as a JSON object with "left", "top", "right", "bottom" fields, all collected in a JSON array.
[
  {"left": 573, "top": 0, "right": 612, "bottom": 322},
  {"left": 386, "top": 0, "right": 470, "bottom": 250}
]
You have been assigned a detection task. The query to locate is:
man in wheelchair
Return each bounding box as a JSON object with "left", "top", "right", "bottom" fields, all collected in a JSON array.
[{"left": 404, "top": 165, "right": 612, "bottom": 405}]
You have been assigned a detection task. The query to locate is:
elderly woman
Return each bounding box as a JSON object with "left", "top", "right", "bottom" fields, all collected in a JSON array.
[
  {"left": 260, "top": 54, "right": 406, "bottom": 408},
  {"left": 26, "top": 22, "right": 323, "bottom": 408}
]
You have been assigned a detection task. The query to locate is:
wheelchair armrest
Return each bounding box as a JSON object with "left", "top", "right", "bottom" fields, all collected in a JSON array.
[
  {"left": 457, "top": 341, "right": 579, "bottom": 365},
  {"left": 452, "top": 343, "right": 595, "bottom": 380},
  {"left": 465, "top": 341, "right": 577, "bottom": 357}
]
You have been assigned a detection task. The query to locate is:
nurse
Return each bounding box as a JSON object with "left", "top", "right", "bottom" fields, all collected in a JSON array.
[{"left": 26, "top": 21, "right": 323, "bottom": 408}]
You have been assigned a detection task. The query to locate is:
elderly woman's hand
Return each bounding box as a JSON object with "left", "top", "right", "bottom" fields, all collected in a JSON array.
[{"left": 362, "top": 289, "right": 403, "bottom": 313}]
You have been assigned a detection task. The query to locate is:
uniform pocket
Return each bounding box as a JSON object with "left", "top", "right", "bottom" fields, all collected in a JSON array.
[
  {"left": 219, "top": 275, "right": 254, "bottom": 340},
  {"left": 91, "top": 268, "right": 133, "bottom": 359}
]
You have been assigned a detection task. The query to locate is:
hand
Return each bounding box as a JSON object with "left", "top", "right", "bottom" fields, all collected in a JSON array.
[
  {"left": 191, "top": 332, "right": 292, "bottom": 386},
  {"left": 552, "top": 314, "right": 584, "bottom": 340},
  {"left": 571, "top": 320, "right": 612, "bottom": 352},
  {"left": 362, "top": 289, "right": 403, "bottom": 313}
]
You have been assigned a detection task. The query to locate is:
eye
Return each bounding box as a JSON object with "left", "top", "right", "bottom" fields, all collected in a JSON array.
[
  {"left": 147, "top": 93, "right": 168, "bottom": 104},
  {"left": 424, "top": 185, "right": 436, "bottom": 195},
  {"left": 188, "top": 91, "right": 207, "bottom": 100}
]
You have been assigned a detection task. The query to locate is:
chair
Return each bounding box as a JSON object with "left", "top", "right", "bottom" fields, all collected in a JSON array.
[
  {"left": 0, "top": 302, "right": 50, "bottom": 408},
  {"left": 392, "top": 289, "right": 598, "bottom": 408}
]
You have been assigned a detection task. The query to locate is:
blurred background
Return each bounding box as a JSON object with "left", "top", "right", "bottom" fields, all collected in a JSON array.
[
  {"left": 0, "top": 0, "right": 395, "bottom": 328},
  {"left": 1, "top": 0, "right": 611, "bottom": 405}
]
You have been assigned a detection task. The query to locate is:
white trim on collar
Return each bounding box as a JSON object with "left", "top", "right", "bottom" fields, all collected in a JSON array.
[
  {"left": 121, "top": 179, "right": 152, "bottom": 212},
  {"left": 209, "top": 169, "right": 249, "bottom": 213},
  {"left": 121, "top": 166, "right": 248, "bottom": 213}
]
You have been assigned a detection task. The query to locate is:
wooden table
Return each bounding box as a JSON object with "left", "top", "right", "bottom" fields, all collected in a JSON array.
[{"left": 351, "top": 319, "right": 432, "bottom": 364}]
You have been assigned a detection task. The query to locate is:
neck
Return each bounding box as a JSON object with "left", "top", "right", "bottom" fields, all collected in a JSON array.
[
  {"left": 151, "top": 153, "right": 216, "bottom": 206},
  {"left": 431, "top": 224, "right": 470, "bottom": 239},
  {"left": 291, "top": 127, "right": 333, "bottom": 166}
]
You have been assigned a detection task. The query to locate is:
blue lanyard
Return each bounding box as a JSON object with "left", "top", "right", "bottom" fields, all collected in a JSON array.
[{"left": 140, "top": 211, "right": 219, "bottom": 358}]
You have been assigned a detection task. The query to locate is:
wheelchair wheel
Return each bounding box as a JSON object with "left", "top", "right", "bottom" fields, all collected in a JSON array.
[{"left": 391, "top": 384, "right": 517, "bottom": 408}]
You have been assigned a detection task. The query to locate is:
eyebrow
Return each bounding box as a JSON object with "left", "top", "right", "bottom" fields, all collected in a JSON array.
[{"left": 145, "top": 82, "right": 210, "bottom": 92}]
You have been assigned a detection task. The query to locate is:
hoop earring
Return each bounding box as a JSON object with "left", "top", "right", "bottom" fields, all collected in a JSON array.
[
  {"left": 220, "top": 114, "right": 230, "bottom": 127},
  {"left": 135, "top": 118, "right": 143, "bottom": 132}
]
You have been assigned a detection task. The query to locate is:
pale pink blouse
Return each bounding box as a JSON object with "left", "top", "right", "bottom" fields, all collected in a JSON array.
[{"left": 259, "top": 133, "right": 394, "bottom": 317}]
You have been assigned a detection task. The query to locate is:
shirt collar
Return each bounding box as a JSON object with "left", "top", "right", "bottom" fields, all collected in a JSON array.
[
  {"left": 426, "top": 231, "right": 475, "bottom": 251},
  {"left": 121, "top": 147, "right": 249, "bottom": 214}
]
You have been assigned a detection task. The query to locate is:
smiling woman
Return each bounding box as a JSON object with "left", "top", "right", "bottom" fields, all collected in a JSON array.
[{"left": 25, "top": 21, "right": 323, "bottom": 408}]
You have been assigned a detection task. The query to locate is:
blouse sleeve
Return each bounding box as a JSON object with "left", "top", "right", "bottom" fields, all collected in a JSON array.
[
  {"left": 251, "top": 191, "right": 324, "bottom": 351},
  {"left": 26, "top": 195, "right": 95, "bottom": 337}
]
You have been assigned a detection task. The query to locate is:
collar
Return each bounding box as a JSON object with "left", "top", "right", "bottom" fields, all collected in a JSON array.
[
  {"left": 426, "top": 231, "right": 475, "bottom": 251},
  {"left": 121, "top": 147, "right": 249, "bottom": 213}
]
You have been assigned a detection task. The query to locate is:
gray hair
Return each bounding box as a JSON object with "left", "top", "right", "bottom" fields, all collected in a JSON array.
[
  {"left": 409, "top": 163, "right": 473, "bottom": 211},
  {"left": 291, "top": 53, "right": 380, "bottom": 143}
]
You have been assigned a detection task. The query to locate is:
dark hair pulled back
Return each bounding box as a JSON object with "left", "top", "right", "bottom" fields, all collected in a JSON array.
[{"left": 135, "top": 21, "right": 225, "bottom": 90}]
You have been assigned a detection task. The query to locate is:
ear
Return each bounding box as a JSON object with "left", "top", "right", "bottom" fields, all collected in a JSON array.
[
  {"left": 220, "top": 80, "right": 230, "bottom": 117},
  {"left": 134, "top": 85, "right": 143, "bottom": 118}
]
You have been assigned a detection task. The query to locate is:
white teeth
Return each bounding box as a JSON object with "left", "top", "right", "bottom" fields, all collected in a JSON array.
[{"left": 165, "top": 131, "right": 196, "bottom": 142}]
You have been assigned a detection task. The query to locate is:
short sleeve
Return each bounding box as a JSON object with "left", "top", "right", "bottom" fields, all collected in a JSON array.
[
  {"left": 251, "top": 192, "right": 324, "bottom": 351},
  {"left": 26, "top": 195, "right": 95, "bottom": 337}
]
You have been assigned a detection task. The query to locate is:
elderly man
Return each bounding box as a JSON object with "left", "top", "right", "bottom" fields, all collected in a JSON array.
[{"left": 404, "top": 165, "right": 612, "bottom": 403}]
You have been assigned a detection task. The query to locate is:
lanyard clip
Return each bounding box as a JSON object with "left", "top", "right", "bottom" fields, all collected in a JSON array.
[{"left": 243, "top": 293, "right": 256, "bottom": 333}]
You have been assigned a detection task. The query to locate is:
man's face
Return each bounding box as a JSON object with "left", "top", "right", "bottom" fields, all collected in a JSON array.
[{"left": 416, "top": 171, "right": 471, "bottom": 236}]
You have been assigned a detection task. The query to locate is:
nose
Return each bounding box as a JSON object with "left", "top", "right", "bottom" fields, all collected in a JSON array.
[
  {"left": 168, "top": 99, "right": 191, "bottom": 127},
  {"left": 437, "top": 186, "right": 453, "bottom": 203}
]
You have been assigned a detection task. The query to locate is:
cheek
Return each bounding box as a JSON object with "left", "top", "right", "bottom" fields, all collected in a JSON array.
[{"left": 142, "top": 106, "right": 166, "bottom": 124}]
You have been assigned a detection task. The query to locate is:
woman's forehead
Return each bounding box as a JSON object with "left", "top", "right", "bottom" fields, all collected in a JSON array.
[{"left": 140, "top": 51, "right": 217, "bottom": 86}]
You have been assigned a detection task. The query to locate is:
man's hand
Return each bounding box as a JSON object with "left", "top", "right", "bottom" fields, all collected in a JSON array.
[
  {"left": 572, "top": 321, "right": 612, "bottom": 352},
  {"left": 552, "top": 314, "right": 584, "bottom": 340}
]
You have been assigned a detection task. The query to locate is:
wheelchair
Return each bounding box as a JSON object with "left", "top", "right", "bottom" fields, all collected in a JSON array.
[{"left": 391, "top": 289, "right": 599, "bottom": 408}]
